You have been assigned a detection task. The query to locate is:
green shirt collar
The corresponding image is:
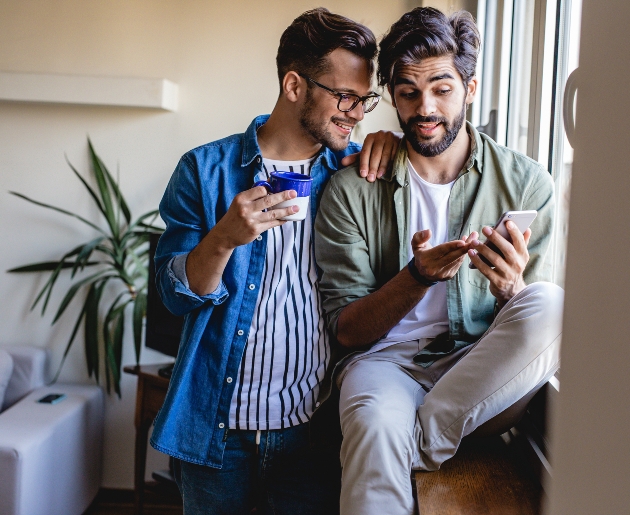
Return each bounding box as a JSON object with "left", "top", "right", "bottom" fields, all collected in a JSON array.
[{"left": 383, "top": 121, "right": 483, "bottom": 186}]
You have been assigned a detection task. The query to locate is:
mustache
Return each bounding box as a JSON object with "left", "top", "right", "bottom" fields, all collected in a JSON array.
[{"left": 408, "top": 115, "right": 448, "bottom": 125}]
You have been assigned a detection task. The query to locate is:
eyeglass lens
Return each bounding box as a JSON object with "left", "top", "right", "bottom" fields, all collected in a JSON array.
[{"left": 338, "top": 95, "right": 379, "bottom": 113}]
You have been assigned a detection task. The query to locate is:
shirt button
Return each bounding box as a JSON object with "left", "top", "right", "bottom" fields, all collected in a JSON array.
[
  {"left": 315, "top": 402, "right": 321, "bottom": 408},
  {"left": 256, "top": 157, "right": 261, "bottom": 163},
  {"left": 237, "top": 330, "right": 244, "bottom": 336},
  {"left": 218, "top": 423, "right": 225, "bottom": 429},
  {"left": 248, "top": 284, "right": 255, "bottom": 290},
  {"left": 226, "top": 377, "right": 233, "bottom": 383},
  {"left": 256, "top": 235, "right": 262, "bottom": 241}
]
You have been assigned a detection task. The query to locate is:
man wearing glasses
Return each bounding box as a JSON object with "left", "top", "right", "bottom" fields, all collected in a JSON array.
[{"left": 150, "top": 8, "right": 397, "bottom": 514}]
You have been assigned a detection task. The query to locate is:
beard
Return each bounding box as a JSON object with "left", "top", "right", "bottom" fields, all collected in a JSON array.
[
  {"left": 398, "top": 100, "right": 467, "bottom": 157},
  {"left": 298, "top": 88, "right": 354, "bottom": 152}
]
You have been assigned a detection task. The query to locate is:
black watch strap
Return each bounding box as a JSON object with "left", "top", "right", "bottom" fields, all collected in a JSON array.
[{"left": 407, "top": 258, "right": 438, "bottom": 287}]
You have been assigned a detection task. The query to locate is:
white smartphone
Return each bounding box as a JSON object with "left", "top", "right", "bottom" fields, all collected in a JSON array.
[{"left": 469, "top": 210, "right": 537, "bottom": 269}]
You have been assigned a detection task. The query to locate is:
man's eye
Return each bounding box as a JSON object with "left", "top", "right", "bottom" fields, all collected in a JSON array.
[
  {"left": 437, "top": 89, "right": 452, "bottom": 95},
  {"left": 399, "top": 91, "right": 418, "bottom": 99}
]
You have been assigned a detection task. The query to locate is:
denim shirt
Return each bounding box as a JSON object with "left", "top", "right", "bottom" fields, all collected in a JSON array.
[{"left": 150, "top": 115, "right": 360, "bottom": 468}]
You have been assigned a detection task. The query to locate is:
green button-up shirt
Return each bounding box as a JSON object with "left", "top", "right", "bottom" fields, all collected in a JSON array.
[{"left": 314, "top": 123, "right": 555, "bottom": 363}]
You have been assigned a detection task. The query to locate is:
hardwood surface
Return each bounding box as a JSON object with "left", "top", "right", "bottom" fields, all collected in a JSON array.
[{"left": 415, "top": 436, "right": 542, "bottom": 515}]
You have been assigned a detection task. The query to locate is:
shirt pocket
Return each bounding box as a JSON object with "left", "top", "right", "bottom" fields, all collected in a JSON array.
[{"left": 467, "top": 222, "right": 494, "bottom": 290}]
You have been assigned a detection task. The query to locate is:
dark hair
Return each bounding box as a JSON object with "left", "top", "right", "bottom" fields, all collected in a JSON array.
[
  {"left": 276, "top": 8, "right": 377, "bottom": 85},
  {"left": 378, "top": 7, "right": 480, "bottom": 87}
]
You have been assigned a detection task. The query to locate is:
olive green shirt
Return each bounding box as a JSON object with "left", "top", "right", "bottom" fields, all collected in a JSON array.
[{"left": 314, "top": 123, "right": 555, "bottom": 364}]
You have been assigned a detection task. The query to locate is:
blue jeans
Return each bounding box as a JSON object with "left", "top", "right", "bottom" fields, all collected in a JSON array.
[{"left": 173, "top": 423, "right": 341, "bottom": 515}]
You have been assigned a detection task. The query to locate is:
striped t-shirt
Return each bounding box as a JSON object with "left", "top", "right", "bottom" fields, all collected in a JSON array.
[{"left": 228, "top": 158, "right": 329, "bottom": 430}]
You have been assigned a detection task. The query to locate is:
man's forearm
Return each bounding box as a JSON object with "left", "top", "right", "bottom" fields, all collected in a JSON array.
[
  {"left": 336, "top": 267, "right": 430, "bottom": 348},
  {"left": 186, "top": 227, "right": 235, "bottom": 296}
]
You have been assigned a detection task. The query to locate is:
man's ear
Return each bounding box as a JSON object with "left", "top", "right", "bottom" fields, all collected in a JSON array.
[
  {"left": 465, "top": 77, "right": 478, "bottom": 105},
  {"left": 388, "top": 84, "right": 397, "bottom": 109},
  {"left": 282, "top": 71, "right": 303, "bottom": 104}
]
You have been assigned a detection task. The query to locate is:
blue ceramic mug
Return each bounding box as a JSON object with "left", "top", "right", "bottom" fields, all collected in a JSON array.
[{"left": 254, "top": 171, "right": 312, "bottom": 221}]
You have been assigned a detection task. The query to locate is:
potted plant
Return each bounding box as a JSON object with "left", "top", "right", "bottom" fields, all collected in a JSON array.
[{"left": 8, "top": 140, "right": 163, "bottom": 396}]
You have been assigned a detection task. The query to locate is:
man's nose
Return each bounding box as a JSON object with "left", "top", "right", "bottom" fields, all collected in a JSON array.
[
  {"left": 416, "top": 94, "right": 437, "bottom": 117},
  {"left": 346, "top": 102, "right": 365, "bottom": 122}
]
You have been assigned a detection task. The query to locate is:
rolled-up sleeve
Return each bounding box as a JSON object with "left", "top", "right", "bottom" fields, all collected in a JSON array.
[{"left": 167, "top": 254, "right": 229, "bottom": 304}]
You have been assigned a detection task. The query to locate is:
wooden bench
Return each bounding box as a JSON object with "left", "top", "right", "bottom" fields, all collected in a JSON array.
[{"left": 414, "top": 381, "right": 555, "bottom": 515}]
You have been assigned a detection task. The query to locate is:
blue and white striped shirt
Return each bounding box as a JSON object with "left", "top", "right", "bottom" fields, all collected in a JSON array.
[{"left": 229, "top": 158, "right": 329, "bottom": 430}]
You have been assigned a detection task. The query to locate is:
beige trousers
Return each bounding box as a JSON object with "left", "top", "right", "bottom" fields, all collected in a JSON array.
[{"left": 337, "top": 282, "right": 564, "bottom": 515}]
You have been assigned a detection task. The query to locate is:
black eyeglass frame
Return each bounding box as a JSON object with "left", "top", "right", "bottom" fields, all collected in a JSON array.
[{"left": 298, "top": 73, "right": 381, "bottom": 113}]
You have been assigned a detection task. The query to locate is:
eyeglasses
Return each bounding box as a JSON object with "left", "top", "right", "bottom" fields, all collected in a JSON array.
[{"left": 298, "top": 73, "right": 381, "bottom": 113}]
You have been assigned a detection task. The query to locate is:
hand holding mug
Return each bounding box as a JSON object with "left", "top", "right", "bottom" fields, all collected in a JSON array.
[{"left": 254, "top": 171, "right": 312, "bottom": 221}]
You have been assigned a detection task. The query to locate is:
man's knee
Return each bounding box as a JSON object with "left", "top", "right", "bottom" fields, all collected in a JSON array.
[
  {"left": 340, "top": 392, "right": 415, "bottom": 447},
  {"left": 512, "top": 281, "right": 564, "bottom": 315}
]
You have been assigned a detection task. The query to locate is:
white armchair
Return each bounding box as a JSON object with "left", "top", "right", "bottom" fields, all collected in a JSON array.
[{"left": 0, "top": 346, "right": 104, "bottom": 515}]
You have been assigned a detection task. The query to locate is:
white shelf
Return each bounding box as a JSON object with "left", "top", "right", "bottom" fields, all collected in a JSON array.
[{"left": 0, "top": 71, "right": 178, "bottom": 111}]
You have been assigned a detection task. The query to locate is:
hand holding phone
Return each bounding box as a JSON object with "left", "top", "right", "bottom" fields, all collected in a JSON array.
[{"left": 469, "top": 210, "right": 537, "bottom": 269}]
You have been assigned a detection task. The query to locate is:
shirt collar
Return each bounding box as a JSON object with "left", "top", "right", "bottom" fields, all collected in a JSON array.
[
  {"left": 465, "top": 121, "right": 483, "bottom": 173},
  {"left": 240, "top": 114, "right": 339, "bottom": 171},
  {"left": 384, "top": 121, "right": 484, "bottom": 185},
  {"left": 241, "top": 114, "right": 270, "bottom": 168}
]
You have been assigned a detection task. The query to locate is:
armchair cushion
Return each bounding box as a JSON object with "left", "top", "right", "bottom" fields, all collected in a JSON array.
[
  {"left": 0, "top": 350, "right": 13, "bottom": 411},
  {"left": 0, "top": 346, "right": 47, "bottom": 411}
]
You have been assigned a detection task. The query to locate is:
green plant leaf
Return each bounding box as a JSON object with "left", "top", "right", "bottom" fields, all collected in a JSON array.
[
  {"left": 103, "top": 293, "right": 129, "bottom": 395},
  {"left": 104, "top": 161, "right": 131, "bottom": 226},
  {"left": 71, "top": 236, "right": 106, "bottom": 277},
  {"left": 84, "top": 279, "right": 108, "bottom": 382},
  {"left": 87, "top": 139, "right": 118, "bottom": 238},
  {"left": 9, "top": 191, "right": 107, "bottom": 235},
  {"left": 33, "top": 244, "right": 85, "bottom": 315},
  {"left": 65, "top": 156, "right": 105, "bottom": 216},
  {"left": 50, "top": 297, "right": 88, "bottom": 384},
  {"left": 52, "top": 270, "right": 114, "bottom": 324},
  {"left": 8, "top": 261, "right": 96, "bottom": 273},
  {"left": 132, "top": 291, "right": 147, "bottom": 365}
]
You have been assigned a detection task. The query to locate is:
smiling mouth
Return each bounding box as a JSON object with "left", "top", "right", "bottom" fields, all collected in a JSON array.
[
  {"left": 333, "top": 120, "right": 355, "bottom": 134},
  {"left": 416, "top": 122, "right": 441, "bottom": 133}
]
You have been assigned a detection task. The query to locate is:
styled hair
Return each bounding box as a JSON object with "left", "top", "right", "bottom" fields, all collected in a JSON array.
[
  {"left": 378, "top": 7, "right": 480, "bottom": 87},
  {"left": 276, "top": 8, "right": 377, "bottom": 85}
]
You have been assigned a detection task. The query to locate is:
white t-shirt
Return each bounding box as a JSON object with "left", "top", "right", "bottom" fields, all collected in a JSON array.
[
  {"left": 376, "top": 160, "right": 454, "bottom": 347},
  {"left": 228, "top": 158, "right": 329, "bottom": 430}
]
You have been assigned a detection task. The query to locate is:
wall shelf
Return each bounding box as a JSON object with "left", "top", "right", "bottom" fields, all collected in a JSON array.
[{"left": 0, "top": 71, "right": 178, "bottom": 111}]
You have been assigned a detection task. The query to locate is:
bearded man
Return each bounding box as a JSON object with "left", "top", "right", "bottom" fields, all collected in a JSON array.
[
  {"left": 151, "top": 8, "right": 399, "bottom": 514},
  {"left": 315, "top": 8, "right": 564, "bottom": 515}
]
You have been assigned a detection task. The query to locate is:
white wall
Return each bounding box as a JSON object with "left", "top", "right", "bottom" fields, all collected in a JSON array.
[
  {"left": 0, "top": 0, "right": 404, "bottom": 489},
  {"left": 545, "top": 0, "right": 630, "bottom": 513}
]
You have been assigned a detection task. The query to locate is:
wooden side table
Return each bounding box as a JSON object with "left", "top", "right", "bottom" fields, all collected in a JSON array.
[{"left": 123, "top": 364, "right": 173, "bottom": 515}]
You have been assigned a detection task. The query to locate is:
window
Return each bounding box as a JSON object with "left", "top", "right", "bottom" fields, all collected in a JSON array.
[{"left": 474, "top": 0, "right": 582, "bottom": 286}]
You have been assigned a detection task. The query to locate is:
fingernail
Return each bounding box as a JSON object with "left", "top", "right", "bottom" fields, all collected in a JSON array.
[
  {"left": 468, "top": 249, "right": 477, "bottom": 256},
  {"left": 368, "top": 174, "right": 375, "bottom": 181},
  {"left": 482, "top": 227, "right": 492, "bottom": 236},
  {"left": 472, "top": 239, "right": 480, "bottom": 247},
  {"left": 506, "top": 221, "right": 514, "bottom": 229}
]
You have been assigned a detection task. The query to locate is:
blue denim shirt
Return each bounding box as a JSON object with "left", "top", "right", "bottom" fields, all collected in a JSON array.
[{"left": 150, "top": 115, "right": 361, "bottom": 467}]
